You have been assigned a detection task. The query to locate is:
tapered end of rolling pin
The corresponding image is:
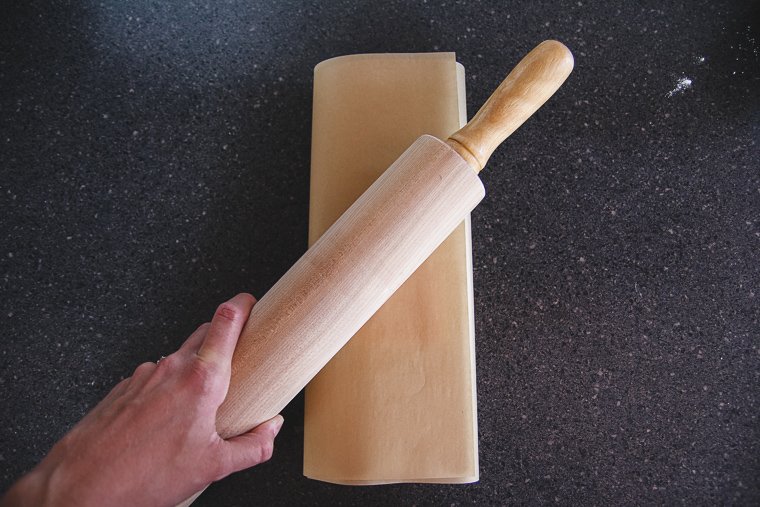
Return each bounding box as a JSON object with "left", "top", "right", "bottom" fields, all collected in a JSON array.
[{"left": 446, "top": 40, "right": 574, "bottom": 173}]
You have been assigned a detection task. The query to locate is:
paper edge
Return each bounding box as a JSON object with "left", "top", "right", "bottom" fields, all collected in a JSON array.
[{"left": 314, "top": 52, "right": 457, "bottom": 74}]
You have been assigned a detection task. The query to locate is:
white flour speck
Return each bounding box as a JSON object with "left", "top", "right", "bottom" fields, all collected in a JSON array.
[{"left": 667, "top": 76, "right": 693, "bottom": 97}]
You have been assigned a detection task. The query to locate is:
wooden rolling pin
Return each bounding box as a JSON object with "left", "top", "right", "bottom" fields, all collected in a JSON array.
[{"left": 179, "top": 40, "right": 573, "bottom": 505}]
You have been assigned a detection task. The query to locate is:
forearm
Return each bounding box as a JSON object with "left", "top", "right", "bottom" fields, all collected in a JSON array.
[
  {"left": 1, "top": 468, "right": 51, "bottom": 507},
  {"left": 1, "top": 451, "right": 89, "bottom": 507}
]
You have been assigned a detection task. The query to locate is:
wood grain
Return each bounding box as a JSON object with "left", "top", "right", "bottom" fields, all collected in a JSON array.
[
  {"left": 216, "top": 135, "right": 484, "bottom": 438},
  {"left": 447, "top": 40, "right": 574, "bottom": 172}
]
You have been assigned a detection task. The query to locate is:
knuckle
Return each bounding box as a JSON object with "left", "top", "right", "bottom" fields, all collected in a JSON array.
[
  {"left": 156, "top": 353, "right": 181, "bottom": 371},
  {"left": 133, "top": 361, "right": 156, "bottom": 376},
  {"left": 109, "top": 378, "right": 128, "bottom": 395},
  {"left": 187, "top": 357, "right": 219, "bottom": 394},
  {"left": 258, "top": 441, "right": 274, "bottom": 463}
]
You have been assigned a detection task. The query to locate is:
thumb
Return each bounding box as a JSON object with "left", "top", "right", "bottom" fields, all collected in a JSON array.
[{"left": 220, "top": 415, "right": 284, "bottom": 475}]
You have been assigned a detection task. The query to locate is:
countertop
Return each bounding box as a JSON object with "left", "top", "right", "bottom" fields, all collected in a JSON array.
[{"left": 1, "top": 1, "right": 758, "bottom": 505}]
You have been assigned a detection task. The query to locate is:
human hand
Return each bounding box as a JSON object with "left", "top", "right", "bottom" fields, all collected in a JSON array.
[{"left": 1, "top": 293, "right": 283, "bottom": 507}]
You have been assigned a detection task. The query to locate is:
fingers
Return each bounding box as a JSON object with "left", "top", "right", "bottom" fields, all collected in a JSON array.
[
  {"left": 196, "top": 293, "right": 256, "bottom": 368},
  {"left": 219, "top": 415, "right": 284, "bottom": 477},
  {"left": 98, "top": 377, "right": 130, "bottom": 408},
  {"left": 106, "top": 377, "right": 130, "bottom": 399},
  {"left": 179, "top": 322, "right": 211, "bottom": 355},
  {"left": 106, "top": 294, "right": 254, "bottom": 406},
  {"left": 125, "top": 361, "right": 158, "bottom": 393}
]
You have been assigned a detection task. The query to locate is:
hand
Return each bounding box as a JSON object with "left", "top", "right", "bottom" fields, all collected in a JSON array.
[{"left": 1, "top": 293, "right": 283, "bottom": 507}]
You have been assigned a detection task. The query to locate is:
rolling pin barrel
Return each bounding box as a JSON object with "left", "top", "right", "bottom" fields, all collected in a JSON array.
[{"left": 217, "top": 135, "right": 484, "bottom": 437}]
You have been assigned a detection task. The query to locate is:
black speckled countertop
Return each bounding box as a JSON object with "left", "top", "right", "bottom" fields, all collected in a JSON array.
[{"left": 1, "top": 1, "right": 758, "bottom": 505}]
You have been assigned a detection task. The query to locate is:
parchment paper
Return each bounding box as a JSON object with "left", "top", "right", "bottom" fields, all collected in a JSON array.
[{"left": 303, "top": 53, "right": 478, "bottom": 484}]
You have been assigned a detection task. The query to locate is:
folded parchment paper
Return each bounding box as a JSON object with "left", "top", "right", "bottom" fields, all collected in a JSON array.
[{"left": 304, "top": 53, "right": 478, "bottom": 485}]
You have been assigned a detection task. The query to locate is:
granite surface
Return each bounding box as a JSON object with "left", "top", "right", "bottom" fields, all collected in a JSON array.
[{"left": 1, "top": 1, "right": 758, "bottom": 505}]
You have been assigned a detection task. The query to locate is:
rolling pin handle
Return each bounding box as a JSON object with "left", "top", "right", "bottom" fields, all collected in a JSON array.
[{"left": 447, "top": 40, "right": 574, "bottom": 173}]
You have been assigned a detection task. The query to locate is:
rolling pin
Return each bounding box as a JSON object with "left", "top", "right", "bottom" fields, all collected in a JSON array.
[{"left": 179, "top": 40, "right": 573, "bottom": 505}]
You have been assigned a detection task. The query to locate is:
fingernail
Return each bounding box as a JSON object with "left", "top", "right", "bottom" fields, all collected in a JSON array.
[{"left": 271, "top": 415, "right": 284, "bottom": 436}]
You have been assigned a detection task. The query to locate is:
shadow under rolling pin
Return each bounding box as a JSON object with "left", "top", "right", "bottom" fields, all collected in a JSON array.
[{"left": 178, "top": 39, "right": 574, "bottom": 506}]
